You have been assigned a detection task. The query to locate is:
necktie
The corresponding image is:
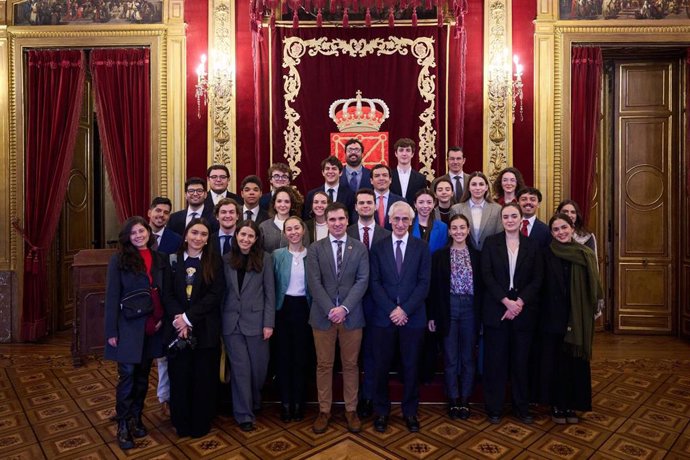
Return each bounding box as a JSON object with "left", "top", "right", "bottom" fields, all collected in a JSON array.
[
  {"left": 335, "top": 240, "right": 343, "bottom": 278},
  {"left": 151, "top": 234, "right": 160, "bottom": 251},
  {"left": 521, "top": 219, "right": 529, "bottom": 236},
  {"left": 328, "top": 188, "right": 335, "bottom": 202},
  {"left": 349, "top": 171, "right": 358, "bottom": 191},
  {"left": 395, "top": 240, "right": 403, "bottom": 275},
  {"left": 222, "top": 235, "right": 232, "bottom": 255},
  {"left": 245, "top": 210, "right": 253, "bottom": 221},
  {"left": 377, "top": 195, "right": 385, "bottom": 226},
  {"left": 362, "top": 226, "right": 370, "bottom": 250},
  {"left": 453, "top": 175, "right": 463, "bottom": 201},
  {"left": 188, "top": 211, "right": 198, "bottom": 225}
]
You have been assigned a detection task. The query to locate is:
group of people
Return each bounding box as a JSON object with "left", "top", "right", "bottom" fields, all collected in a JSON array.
[{"left": 104, "top": 137, "right": 603, "bottom": 450}]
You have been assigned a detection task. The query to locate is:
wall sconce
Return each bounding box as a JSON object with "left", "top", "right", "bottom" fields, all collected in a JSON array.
[
  {"left": 488, "top": 49, "right": 524, "bottom": 123},
  {"left": 195, "top": 52, "right": 234, "bottom": 119}
]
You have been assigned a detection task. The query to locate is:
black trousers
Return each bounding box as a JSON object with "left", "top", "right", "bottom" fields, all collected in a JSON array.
[
  {"left": 116, "top": 359, "right": 153, "bottom": 421},
  {"left": 168, "top": 345, "right": 220, "bottom": 437},
  {"left": 538, "top": 333, "right": 592, "bottom": 411},
  {"left": 274, "top": 295, "right": 313, "bottom": 406},
  {"left": 482, "top": 322, "right": 533, "bottom": 416}
]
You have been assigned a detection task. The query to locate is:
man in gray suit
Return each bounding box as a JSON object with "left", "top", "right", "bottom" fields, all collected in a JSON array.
[
  {"left": 346, "top": 188, "right": 391, "bottom": 418},
  {"left": 307, "top": 202, "right": 369, "bottom": 435}
]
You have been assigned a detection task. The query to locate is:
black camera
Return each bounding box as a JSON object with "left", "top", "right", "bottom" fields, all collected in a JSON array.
[{"left": 167, "top": 335, "right": 197, "bottom": 356}]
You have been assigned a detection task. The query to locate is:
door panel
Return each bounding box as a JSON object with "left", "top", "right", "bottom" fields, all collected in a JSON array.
[{"left": 614, "top": 61, "right": 677, "bottom": 334}]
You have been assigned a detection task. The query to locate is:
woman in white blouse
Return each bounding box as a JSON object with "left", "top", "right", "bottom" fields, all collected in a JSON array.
[{"left": 271, "top": 216, "right": 313, "bottom": 423}]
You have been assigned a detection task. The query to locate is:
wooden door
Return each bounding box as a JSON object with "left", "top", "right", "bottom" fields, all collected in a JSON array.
[
  {"left": 53, "top": 80, "right": 95, "bottom": 331},
  {"left": 613, "top": 60, "right": 679, "bottom": 334}
]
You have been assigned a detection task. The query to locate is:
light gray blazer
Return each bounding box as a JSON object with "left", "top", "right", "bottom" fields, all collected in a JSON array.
[
  {"left": 222, "top": 252, "right": 276, "bottom": 336},
  {"left": 306, "top": 235, "right": 369, "bottom": 331},
  {"left": 450, "top": 201, "right": 502, "bottom": 250}
]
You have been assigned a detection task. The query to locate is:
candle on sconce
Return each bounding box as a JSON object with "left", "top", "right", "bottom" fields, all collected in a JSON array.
[{"left": 513, "top": 55, "right": 523, "bottom": 78}]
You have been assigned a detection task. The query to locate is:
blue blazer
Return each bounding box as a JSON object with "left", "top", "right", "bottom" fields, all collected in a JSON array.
[
  {"left": 104, "top": 251, "right": 169, "bottom": 363},
  {"left": 340, "top": 166, "right": 372, "bottom": 193},
  {"left": 157, "top": 227, "right": 182, "bottom": 255},
  {"left": 411, "top": 217, "right": 448, "bottom": 254},
  {"left": 369, "top": 236, "right": 431, "bottom": 329},
  {"left": 272, "top": 248, "right": 312, "bottom": 311},
  {"left": 529, "top": 218, "right": 552, "bottom": 249},
  {"left": 168, "top": 206, "right": 219, "bottom": 236}
]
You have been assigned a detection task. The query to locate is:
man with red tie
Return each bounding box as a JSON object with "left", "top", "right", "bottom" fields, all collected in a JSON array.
[
  {"left": 517, "top": 187, "right": 551, "bottom": 249},
  {"left": 370, "top": 164, "right": 405, "bottom": 231}
]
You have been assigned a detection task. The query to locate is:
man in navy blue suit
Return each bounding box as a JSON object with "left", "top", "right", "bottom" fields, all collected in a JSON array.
[
  {"left": 303, "top": 156, "right": 355, "bottom": 220},
  {"left": 517, "top": 187, "right": 551, "bottom": 248},
  {"left": 168, "top": 178, "right": 219, "bottom": 235},
  {"left": 147, "top": 197, "right": 182, "bottom": 255},
  {"left": 340, "top": 138, "right": 372, "bottom": 193},
  {"left": 369, "top": 201, "right": 431, "bottom": 433},
  {"left": 370, "top": 164, "right": 405, "bottom": 231},
  {"left": 211, "top": 198, "right": 240, "bottom": 257}
]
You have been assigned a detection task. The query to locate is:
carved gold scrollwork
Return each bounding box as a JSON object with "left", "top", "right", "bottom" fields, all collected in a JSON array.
[
  {"left": 282, "top": 35, "right": 437, "bottom": 180},
  {"left": 210, "top": 1, "right": 233, "bottom": 167}
]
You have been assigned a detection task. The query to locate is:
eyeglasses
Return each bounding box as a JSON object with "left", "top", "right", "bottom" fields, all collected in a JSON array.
[
  {"left": 186, "top": 189, "right": 206, "bottom": 195},
  {"left": 271, "top": 174, "right": 290, "bottom": 181},
  {"left": 208, "top": 175, "right": 228, "bottom": 180},
  {"left": 346, "top": 147, "right": 362, "bottom": 153}
]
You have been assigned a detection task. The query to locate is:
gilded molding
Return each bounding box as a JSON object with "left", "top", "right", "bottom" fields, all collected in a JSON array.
[
  {"left": 282, "top": 36, "right": 438, "bottom": 180},
  {"left": 208, "top": 0, "right": 234, "bottom": 170},
  {"left": 483, "top": 0, "right": 512, "bottom": 184}
]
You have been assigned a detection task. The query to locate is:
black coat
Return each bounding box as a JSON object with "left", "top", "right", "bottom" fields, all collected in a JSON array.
[
  {"left": 480, "top": 232, "right": 543, "bottom": 331},
  {"left": 427, "top": 245, "right": 483, "bottom": 337},
  {"left": 164, "top": 254, "right": 226, "bottom": 349},
  {"left": 540, "top": 248, "right": 572, "bottom": 334}
]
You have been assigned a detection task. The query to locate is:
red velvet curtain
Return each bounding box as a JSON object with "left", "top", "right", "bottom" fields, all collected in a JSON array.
[
  {"left": 256, "top": 25, "right": 465, "bottom": 192},
  {"left": 570, "top": 47, "right": 602, "bottom": 225},
  {"left": 91, "top": 48, "right": 151, "bottom": 222},
  {"left": 22, "top": 50, "right": 85, "bottom": 341}
]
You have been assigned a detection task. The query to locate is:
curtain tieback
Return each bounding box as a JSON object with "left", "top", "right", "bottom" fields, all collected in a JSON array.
[{"left": 11, "top": 218, "right": 41, "bottom": 274}]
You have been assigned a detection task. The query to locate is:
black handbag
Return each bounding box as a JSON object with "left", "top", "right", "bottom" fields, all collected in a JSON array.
[{"left": 120, "top": 288, "right": 153, "bottom": 320}]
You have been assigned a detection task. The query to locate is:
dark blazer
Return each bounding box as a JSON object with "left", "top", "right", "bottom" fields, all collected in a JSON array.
[
  {"left": 427, "top": 245, "right": 483, "bottom": 337},
  {"left": 306, "top": 235, "right": 369, "bottom": 330},
  {"left": 340, "top": 166, "right": 372, "bottom": 193},
  {"left": 204, "top": 190, "right": 243, "bottom": 210},
  {"left": 480, "top": 232, "right": 543, "bottom": 331},
  {"left": 391, "top": 168, "right": 428, "bottom": 204},
  {"left": 243, "top": 207, "right": 270, "bottom": 225},
  {"left": 169, "top": 206, "right": 219, "bottom": 236},
  {"left": 210, "top": 231, "right": 234, "bottom": 260},
  {"left": 438, "top": 173, "right": 470, "bottom": 200},
  {"left": 356, "top": 192, "right": 405, "bottom": 231},
  {"left": 529, "top": 218, "right": 552, "bottom": 249},
  {"left": 369, "top": 236, "right": 431, "bottom": 329},
  {"left": 346, "top": 222, "right": 391, "bottom": 249},
  {"left": 164, "top": 254, "right": 226, "bottom": 349},
  {"left": 157, "top": 227, "right": 182, "bottom": 255},
  {"left": 540, "top": 248, "right": 572, "bottom": 334},
  {"left": 104, "top": 251, "right": 169, "bottom": 363},
  {"left": 221, "top": 252, "right": 275, "bottom": 336},
  {"left": 259, "top": 192, "right": 272, "bottom": 211},
  {"left": 303, "top": 185, "right": 355, "bottom": 220}
]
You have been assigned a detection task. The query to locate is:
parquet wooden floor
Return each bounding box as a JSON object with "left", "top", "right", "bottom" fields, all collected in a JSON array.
[{"left": 1, "top": 332, "right": 689, "bottom": 459}]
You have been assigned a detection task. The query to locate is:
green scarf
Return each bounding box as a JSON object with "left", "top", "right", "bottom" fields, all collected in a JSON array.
[{"left": 549, "top": 240, "right": 603, "bottom": 361}]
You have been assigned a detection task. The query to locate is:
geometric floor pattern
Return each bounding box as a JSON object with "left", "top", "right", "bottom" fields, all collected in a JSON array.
[{"left": 1, "top": 335, "right": 690, "bottom": 459}]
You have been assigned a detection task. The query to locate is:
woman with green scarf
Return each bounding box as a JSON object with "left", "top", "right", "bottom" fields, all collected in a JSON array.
[{"left": 539, "top": 213, "right": 603, "bottom": 424}]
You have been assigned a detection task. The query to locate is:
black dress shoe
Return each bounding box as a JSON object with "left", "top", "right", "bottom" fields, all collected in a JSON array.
[
  {"left": 292, "top": 403, "right": 304, "bottom": 421},
  {"left": 515, "top": 411, "right": 534, "bottom": 424},
  {"left": 128, "top": 417, "right": 147, "bottom": 438},
  {"left": 487, "top": 414, "right": 502, "bottom": 424},
  {"left": 373, "top": 415, "right": 388, "bottom": 432},
  {"left": 458, "top": 405, "right": 471, "bottom": 420},
  {"left": 448, "top": 399, "right": 461, "bottom": 420},
  {"left": 405, "top": 416, "right": 420, "bottom": 432},
  {"left": 280, "top": 404, "right": 292, "bottom": 423},
  {"left": 117, "top": 419, "right": 134, "bottom": 450},
  {"left": 357, "top": 399, "right": 373, "bottom": 418},
  {"left": 239, "top": 421, "right": 255, "bottom": 432}
]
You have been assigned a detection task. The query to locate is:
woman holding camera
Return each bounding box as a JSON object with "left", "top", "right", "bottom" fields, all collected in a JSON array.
[
  {"left": 166, "top": 218, "right": 225, "bottom": 438},
  {"left": 105, "top": 216, "right": 168, "bottom": 450}
]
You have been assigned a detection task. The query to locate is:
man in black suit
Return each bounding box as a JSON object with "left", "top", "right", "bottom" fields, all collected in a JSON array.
[
  {"left": 240, "top": 175, "right": 269, "bottom": 224},
  {"left": 304, "top": 156, "right": 355, "bottom": 220},
  {"left": 390, "top": 138, "right": 427, "bottom": 204},
  {"left": 147, "top": 197, "right": 182, "bottom": 255},
  {"left": 340, "top": 138, "right": 372, "bottom": 193},
  {"left": 370, "top": 164, "right": 405, "bottom": 231},
  {"left": 259, "top": 163, "right": 292, "bottom": 211},
  {"left": 346, "top": 188, "right": 391, "bottom": 419},
  {"left": 517, "top": 187, "right": 552, "bottom": 248},
  {"left": 211, "top": 198, "right": 240, "bottom": 257},
  {"left": 168, "top": 177, "right": 219, "bottom": 235},
  {"left": 438, "top": 147, "right": 470, "bottom": 202},
  {"left": 203, "top": 164, "right": 242, "bottom": 209},
  {"left": 369, "top": 201, "right": 431, "bottom": 433}
]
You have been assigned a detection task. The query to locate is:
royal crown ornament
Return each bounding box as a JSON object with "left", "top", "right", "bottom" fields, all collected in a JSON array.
[{"left": 329, "top": 90, "right": 390, "bottom": 133}]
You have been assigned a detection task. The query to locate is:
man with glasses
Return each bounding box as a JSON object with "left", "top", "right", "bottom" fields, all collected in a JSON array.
[
  {"left": 438, "top": 147, "right": 469, "bottom": 203},
  {"left": 204, "top": 164, "right": 243, "bottom": 209},
  {"left": 260, "top": 163, "right": 292, "bottom": 211},
  {"left": 168, "top": 177, "right": 219, "bottom": 235},
  {"left": 340, "top": 138, "right": 372, "bottom": 193},
  {"left": 368, "top": 201, "right": 431, "bottom": 433}
]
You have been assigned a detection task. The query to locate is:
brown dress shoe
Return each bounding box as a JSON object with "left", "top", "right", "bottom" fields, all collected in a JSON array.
[
  {"left": 312, "top": 412, "right": 331, "bottom": 434},
  {"left": 345, "top": 411, "right": 362, "bottom": 433}
]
